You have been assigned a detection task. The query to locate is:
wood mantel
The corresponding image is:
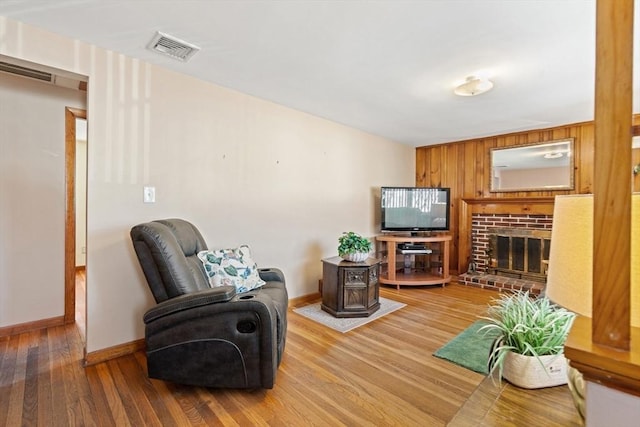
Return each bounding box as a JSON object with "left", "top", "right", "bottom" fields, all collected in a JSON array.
[{"left": 458, "top": 197, "right": 555, "bottom": 274}]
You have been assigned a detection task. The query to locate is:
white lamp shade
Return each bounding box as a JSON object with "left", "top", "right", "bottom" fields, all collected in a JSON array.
[{"left": 546, "top": 194, "right": 640, "bottom": 327}]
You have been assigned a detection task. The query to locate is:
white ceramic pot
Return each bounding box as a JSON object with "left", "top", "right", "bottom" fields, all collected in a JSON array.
[
  {"left": 502, "top": 351, "right": 568, "bottom": 389},
  {"left": 341, "top": 252, "right": 369, "bottom": 262}
]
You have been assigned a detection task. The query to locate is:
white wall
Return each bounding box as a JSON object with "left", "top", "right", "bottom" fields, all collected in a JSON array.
[
  {"left": 586, "top": 382, "right": 640, "bottom": 426},
  {"left": 0, "top": 71, "right": 86, "bottom": 327},
  {"left": 0, "top": 17, "right": 415, "bottom": 353}
]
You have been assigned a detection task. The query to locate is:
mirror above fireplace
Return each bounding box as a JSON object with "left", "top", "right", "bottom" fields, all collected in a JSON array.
[{"left": 490, "top": 138, "right": 575, "bottom": 192}]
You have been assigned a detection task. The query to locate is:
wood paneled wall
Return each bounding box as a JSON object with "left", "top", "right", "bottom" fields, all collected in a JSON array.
[{"left": 416, "top": 115, "right": 640, "bottom": 274}]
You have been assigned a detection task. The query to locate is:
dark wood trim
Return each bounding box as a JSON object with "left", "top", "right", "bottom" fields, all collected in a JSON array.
[
  {"left": 592, "top": 0, "right": 633, "bottom": 350},
  {"left": 64, "top": 107, "right": 86, "bottom": 326},
  {"left": 289, "top": 293, "right": 321, "bottom": 308},
  {"left": 84, "top": 338, "right": 146, "bottom": 366},
  {"left": 0, "top": 316, "right": 65, "bottom": 338}
]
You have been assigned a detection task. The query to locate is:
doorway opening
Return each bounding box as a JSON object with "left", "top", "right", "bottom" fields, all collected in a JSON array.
[{"left": 65, "top": 108, "right": 87, "bottom": 345}]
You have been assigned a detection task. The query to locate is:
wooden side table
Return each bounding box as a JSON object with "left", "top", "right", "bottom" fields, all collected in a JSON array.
[
  {"left": 321, "top": 256, "right": 380, "bottom": 318},
  {"left": 376, "top": 234, "right": 451, "bottom": 289}
]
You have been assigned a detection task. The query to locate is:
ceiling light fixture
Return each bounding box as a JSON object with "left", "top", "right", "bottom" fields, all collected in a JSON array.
[
  {"left": 454, "top": 76, "right": 494, "bottom": 96},
  {"left": 544, "top": 152, "right": 564, "bottom": 159}
]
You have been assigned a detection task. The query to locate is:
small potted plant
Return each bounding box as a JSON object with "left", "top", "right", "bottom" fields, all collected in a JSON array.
[
  {"left": 338, "top": 231, "right": 372, "bottom": 262},
  {"left": 479, "top": 290, "right": 575, "bottom": 389}
]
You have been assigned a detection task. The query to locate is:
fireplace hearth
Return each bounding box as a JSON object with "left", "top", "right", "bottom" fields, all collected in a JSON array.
[{"left": 459, "top": 210, "right": 553, "bottom": 295}]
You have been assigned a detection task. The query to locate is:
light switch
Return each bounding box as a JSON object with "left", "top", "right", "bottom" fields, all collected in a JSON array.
[{"left": 143, "top": 186, "right": 156, "bottom": 203}]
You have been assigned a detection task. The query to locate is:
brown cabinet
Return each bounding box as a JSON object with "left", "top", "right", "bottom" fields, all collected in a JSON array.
[{"left": 321, "top": 256, "right": 380, "bottom": 318}]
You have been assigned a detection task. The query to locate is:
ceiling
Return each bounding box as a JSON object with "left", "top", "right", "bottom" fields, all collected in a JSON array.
[{"left": 1, "top": 0, "right": 638, "bottom": 147}]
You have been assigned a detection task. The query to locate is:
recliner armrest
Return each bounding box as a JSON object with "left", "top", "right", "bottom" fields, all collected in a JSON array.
[
  {"left": 143, "top": 286, "right": 236, "bottom": 323},
  {"left": 258, "top": 268, "right": 285, "bottom": 284}
]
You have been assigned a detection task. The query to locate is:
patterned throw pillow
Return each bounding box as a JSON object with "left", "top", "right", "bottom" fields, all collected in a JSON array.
[{"left": 197, "top": 245, "right": 265, "bottom": 293}]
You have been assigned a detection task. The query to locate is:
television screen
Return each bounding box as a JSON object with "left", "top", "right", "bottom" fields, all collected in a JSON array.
[{"left": 380, "top": 187, "right": 450, "bottom": 233}]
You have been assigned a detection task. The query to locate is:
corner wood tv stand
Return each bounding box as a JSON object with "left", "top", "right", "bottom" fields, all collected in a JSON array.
[{"left": 376, "top": 234, "right": 451, "bottom": 290}]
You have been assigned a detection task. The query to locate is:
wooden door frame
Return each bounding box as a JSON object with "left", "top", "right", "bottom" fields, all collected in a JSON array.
[{"left": 65, "top": 107, "right": 86, "bottom": 324}]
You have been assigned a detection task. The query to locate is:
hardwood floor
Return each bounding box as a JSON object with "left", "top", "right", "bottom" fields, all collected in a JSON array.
[{"left": 0, "top": 283, "right": 581, "bottom": 426}]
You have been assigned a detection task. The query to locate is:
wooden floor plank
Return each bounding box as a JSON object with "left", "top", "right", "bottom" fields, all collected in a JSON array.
[
  {"left": 36, "top": 329, "right": 54, "bottom": 427},
  {"left": 107, "top": 357, "right": 156, "bottom": 427},
  {"left": 94, "top": 362, "right": 132, "bottom": 426},
  {"left": 165, "top": 382, "right": 215, "bottom": 426},
  {"left": 132, "top": 351, "right": 196, "bottom": 426},
  {"left": 270, "top": 363, "right": 349, "bottom": 426},
  {"left": 83, "top": 363, "right": 118, "bottom": 427},
  {"left": 47, "top": 325, "right": 71, "bottom": 426},
  {"left": 63, "top": 323, "right": 100, "bottom": 427},
  {"left": 22, "top": 346, "right": 40, "bottom": 426},
  {"left": 0, "top": 335, "right": 17, "bottom": 426},
  {"left": 5, "top": 333, "right": 30, "bottom": 426},
  {"left": 115, "top": 355, "right": 173, "bottom": 427},
  {"left": 60, "top": 326, "right": 85, "bottom": 426},
  {"left": 0, "top": 282, "right": 582, "bottom": 426}
]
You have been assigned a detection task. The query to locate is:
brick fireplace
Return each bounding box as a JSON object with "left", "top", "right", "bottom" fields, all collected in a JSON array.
[
  {"left": 488, "top": 227, "right": 551, "bottom": 279},
  {"left": 457, "top": 198, "right": 555, "bottom": 295}
]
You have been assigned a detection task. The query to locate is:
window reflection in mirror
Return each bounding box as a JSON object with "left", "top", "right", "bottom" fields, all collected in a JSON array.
[{"left": 490, "top": 138, "right": 574, "bottom": 192}]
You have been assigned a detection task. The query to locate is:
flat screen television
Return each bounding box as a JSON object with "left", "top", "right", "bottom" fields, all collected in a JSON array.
[{"left": 380, "top": 187, "right": 450, "bottom": 234}]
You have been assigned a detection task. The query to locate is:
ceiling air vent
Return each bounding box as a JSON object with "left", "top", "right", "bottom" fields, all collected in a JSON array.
[
  {"left": 0, "top": 61, "right": 53, "bottom": 82},
  {"left": 147, "top": 31, "right": 200, "bottom": 62}
]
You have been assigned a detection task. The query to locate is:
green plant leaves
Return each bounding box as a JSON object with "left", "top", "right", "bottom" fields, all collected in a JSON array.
[
  {"left": 337, "top": 231, "right": 372, "bottom": 256},
  {"left": 479, "top": 290, "right": 576, "bottom": 377}
]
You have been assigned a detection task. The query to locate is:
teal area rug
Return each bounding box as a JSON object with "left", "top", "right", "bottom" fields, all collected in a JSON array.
[{"left": 433, "top": 320, "right": 499, "bottom": 374}]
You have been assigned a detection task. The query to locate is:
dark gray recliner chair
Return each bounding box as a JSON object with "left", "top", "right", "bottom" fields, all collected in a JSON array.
[{"left": 130, "top": 219, "right": 287, "bottom": 389}]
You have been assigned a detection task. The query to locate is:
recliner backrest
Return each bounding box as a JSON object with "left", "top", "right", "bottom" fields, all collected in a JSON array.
[{"left": 131, "top": 219, "right": 210, "bottom": 303}]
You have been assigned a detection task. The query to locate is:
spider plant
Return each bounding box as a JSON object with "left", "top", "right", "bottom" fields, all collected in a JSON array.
[{"left": 479, "top": 290, "right": 575, "bottom": 378}]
